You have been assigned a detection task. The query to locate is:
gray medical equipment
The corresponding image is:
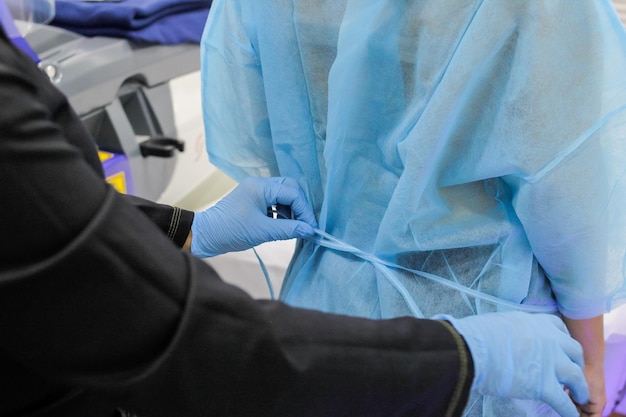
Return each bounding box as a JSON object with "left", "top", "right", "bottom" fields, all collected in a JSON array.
[{"left": 25, "top": 23, "right": 199, "bottom": 200}]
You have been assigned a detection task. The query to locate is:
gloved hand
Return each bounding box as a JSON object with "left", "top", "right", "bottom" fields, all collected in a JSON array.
[
  {"left": 438, "top": 312, "right": 589, "bottom": 417},
  {"left": 191, "top": 177, "right": 318, "bottom": 257}
]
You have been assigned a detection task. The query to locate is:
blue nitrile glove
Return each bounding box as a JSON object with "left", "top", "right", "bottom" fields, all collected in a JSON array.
[
  {"left": 437, "top": 312, "right": 589, "bottom": 417},
  {"left": 191, "top": 177, "right": 318, "bottom": 257}
]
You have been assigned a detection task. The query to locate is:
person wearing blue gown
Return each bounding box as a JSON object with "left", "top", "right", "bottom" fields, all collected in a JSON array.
[{"left": 200, "top": 1, "right": 626, "bottom": 415}]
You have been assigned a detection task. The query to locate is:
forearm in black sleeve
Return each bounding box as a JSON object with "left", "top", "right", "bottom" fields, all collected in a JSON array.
[
  {"left": 121, "top": 193, "right": 194, "bottom": 248},
  {"left": 103, "top": 250, "right": 474, "bottom": 417}
]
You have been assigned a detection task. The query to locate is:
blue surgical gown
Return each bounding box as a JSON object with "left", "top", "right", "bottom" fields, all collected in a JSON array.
[{"left": 201, "top": 1, "right": 626, "bottom": 415}]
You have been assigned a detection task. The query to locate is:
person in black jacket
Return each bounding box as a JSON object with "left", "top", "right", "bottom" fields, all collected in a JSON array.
[{"left": 0, "top": 4, "right": 589, "bottom": 416}]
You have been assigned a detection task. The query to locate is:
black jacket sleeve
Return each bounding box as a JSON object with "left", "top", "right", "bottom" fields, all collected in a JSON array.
[
  {"left": 121, "top": 194, "right": 194, "bottom": 248},
  {"left": 0, "top": 29, "right": 473, "bottom": 417}
]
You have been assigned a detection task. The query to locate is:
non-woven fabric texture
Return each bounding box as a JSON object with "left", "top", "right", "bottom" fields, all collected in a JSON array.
[
  {"left": 201, "top": 1, "right": 626, "bottom": 414},
  {"left": 52, "top": 0, "right": 211, "bottom": 44}
]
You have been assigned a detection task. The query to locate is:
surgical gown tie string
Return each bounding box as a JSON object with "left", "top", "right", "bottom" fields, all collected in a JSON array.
[{"left": 307, "top": 229, "right": 558, "bottom": 317}]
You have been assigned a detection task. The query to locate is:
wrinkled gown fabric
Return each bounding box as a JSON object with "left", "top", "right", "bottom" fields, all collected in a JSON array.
[{"left": 201, "top": 1, "right": 626, "bottom": 415}]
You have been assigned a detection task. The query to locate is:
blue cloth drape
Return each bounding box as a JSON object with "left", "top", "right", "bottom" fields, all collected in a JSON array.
[{"left": 52, "top": 0, "right": 211, "bottom": 44}]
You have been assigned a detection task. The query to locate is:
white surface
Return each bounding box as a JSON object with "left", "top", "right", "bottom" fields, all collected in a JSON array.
[
  {"left": 159, "top": 70, "right": 236, "bottom": 211},
  {"left": 207, "top": 239, "right": 294, "bottom": 300}
]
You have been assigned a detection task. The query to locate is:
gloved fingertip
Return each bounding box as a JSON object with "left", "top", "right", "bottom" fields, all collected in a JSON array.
[
  {"left": 546, "top": 393, "right": 581, "bottom": 417},
  {"left": 294, "top": 222, "right": 316, "bottom": 239},
  {"left": 568, "top": 382, "right": 590, "bottom": 406}
]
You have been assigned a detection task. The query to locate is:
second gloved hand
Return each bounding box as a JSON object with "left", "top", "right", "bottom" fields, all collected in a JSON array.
[
  {"left": 191, "top": 177, "right": 318, "bottom": 257},
  {"left": 438, "top": 312, "right": 589, "bottom": 417}
]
